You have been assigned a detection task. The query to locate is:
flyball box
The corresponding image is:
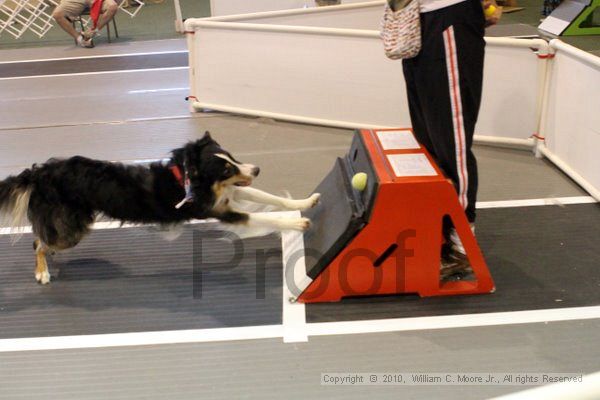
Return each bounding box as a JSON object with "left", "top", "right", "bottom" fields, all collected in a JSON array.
[{"left": 297, "top": 129, "right": 495, "bottom": 303}]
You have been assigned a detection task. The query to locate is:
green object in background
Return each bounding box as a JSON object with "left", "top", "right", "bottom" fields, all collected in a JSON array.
[{"left": 563, "top": 0, "right": 600, "bottom": 36}]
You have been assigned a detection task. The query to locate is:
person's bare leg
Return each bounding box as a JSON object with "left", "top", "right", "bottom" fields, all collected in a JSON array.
[
  {"left": 52, "top": 8, "right": 79, "bottom": 39},
  {"left": 94, "top": 0, "right": 118, "bottom": 31}
]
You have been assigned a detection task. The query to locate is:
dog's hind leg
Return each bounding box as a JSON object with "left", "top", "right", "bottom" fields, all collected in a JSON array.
[
  {"left": 31, "top": 223, "right": 89, "bottom": 285},
  {"left": 33, "top": 239, "right": 51, "bottom": 285},
  {"left": 233, "top": 187, "right": 320, "bottom": 211}
]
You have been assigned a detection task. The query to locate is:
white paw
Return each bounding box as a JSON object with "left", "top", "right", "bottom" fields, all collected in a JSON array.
[
  {"left": 41, "top": 271, "right": 51, "bottom": 285},
  {"left": 284, "top": 193, "right": 321, "bottom": 211},
  {"left": 306, "top": 193, "right": 321, "bottom": 209},
  {"left": 35, "top": 271, "right": 51, "bottom": 285},
  {"left": 286, "top": 217, "right": 311, "bottom": 232}
]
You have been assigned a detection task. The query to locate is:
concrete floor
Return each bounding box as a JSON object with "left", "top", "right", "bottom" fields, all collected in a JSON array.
[
  {"left": 1, "top": 320, "right": 599, "bottom": 399},
  {"left": 0, "top": 111, "right": 586, "bottom": 200}
]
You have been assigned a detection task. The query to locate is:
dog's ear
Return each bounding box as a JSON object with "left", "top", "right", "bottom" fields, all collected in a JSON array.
[
  {"left": 169, "top": 143, "right": 199, "bottom": 178},
  {"left": 195, "top": 131, "right": 213, "bottom": 146},
  {"left": 171, "top": 133, "right": 218, "bottom": 178},
  {"left": 193, "top": 132, "right": 217, "bottom": 155},
  {"left": 184, "top": 135, "right": 214, "bottom": 178}
]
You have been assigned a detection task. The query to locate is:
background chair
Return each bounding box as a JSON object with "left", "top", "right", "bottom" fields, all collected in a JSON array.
[{"left": 70, "top": 4, "right": 118, "bottom": 43}]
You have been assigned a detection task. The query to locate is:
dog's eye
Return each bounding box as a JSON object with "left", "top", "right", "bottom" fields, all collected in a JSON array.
[{"left": 223, "top": 164, "right": 234, "bottom": 178}]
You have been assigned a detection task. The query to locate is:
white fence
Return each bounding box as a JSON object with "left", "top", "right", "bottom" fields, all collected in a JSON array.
[
  {"left": 184, "top": 1, "right": 600, "bottom": 200},
  {"left": 210, "top": 0, "right": 368, "bottom": 17},
  {"left": 537, "top": 40, "right": 600, "bottom": 199}
]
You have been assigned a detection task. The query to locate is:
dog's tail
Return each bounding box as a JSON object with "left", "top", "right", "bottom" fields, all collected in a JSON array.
[{"left": 0, "top": 171, "right": 33, "bottom": 240}]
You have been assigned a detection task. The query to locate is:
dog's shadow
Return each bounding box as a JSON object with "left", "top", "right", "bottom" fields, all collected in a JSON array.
[
  {"left": 0, "top": 231, "right": 281, "bottom": 329},
  {"left": 50, "top": 258, "right": 125, "bottom": 281},
  {"left": 40, "top": 256, "right": 265, "bottom": 315}
]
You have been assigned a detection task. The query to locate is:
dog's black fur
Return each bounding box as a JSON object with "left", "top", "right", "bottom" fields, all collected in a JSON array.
[
  {"left": 0, "top": 131, "right": 319, "bottom": 284},
  {"left": 0, "top": 132, "right": 259, "bottom": 251}
]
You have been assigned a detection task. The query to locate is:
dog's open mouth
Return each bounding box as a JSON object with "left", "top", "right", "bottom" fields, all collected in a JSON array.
[{"left": 235, "top": 179, "right": 252, "bottom": 187}]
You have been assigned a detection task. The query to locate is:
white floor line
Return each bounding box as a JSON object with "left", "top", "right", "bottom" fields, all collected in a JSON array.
[
  {"left": 0, "top": 88, "right": 187, "bottom": 103},
  {"left": 128, "top": 87, "right": 189, "bottom": 94},
  {"left": 0, "top": 211, "right": 313, "bottom": 235},
  {"left": 476, "top": 196, "right": 597, "bottom": 209},
  {"left": 280, "top": 211, "right": 308, "bottom": 343},
  {"left": 0, "top": 325, "right": 283, "bottom": 353},
  {"left": 1, "top": 305, "right": 599, "bottom": 353},
  {"left": 109, "top": 145, "right": 350, "bottom": 164},
  {"left": 0, "top": 50, "right": 189, "bottom": 65},
  {"left": 0, "top": 218, "right": 215, "bottom": 236},
  {"left": 0, "top": 66, "right": 189, "bottom": 81},
  {"left": 0, "top": 195, "right": 596, "bottom": 236},
  {"left": 305, "top": 306, "right": 600, "bottom": 337},
  {"left": 237, "top": 145, "right": 350, "bottom": 157},
  {"left": 0, "top": 145, "right": 348, "bottom": 174},
  {"left": 0, "top": 114, "right": 204, "bottom": 133}
]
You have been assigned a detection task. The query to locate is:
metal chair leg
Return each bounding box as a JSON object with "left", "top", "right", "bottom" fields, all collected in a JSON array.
[
  {"left": 71, "top": 17, "right": 84, "bottom": 44},
  {"left": 112, "top": 17, "right": 118, "bottom": 38}
]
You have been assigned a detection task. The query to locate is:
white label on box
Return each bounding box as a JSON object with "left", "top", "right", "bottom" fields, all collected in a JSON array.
[
  {"left": 377, "top": 130, "right": 420, "bottom": 150},
  {"left": 387, "top": 153, "right": 437, "bottom": 177}
]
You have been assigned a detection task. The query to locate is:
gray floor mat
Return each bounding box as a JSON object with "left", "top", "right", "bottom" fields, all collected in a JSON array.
[
  {"left": 0, "top": 225, "right": 283, "bottom": 339},
  {"left": 307, "top": 203, "right": 600, "bottom": 322}
]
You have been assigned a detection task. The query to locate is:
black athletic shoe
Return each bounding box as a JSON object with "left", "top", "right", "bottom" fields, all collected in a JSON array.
[{"left": 440, "top": 249, "right": 474, "bottom": 282}]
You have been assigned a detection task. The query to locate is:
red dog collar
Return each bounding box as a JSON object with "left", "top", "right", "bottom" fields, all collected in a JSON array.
[
  {"left": 170, "top": 165, "right": 185, "bottom": 187},
  {"left": 170, "top": 165, "right": 194, "bottom": 209}
]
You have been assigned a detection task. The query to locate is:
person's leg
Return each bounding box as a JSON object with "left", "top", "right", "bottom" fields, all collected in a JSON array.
[
  {"left": 52, "top": 0, "right": 85, "bottom": 40},
  {"left": 406, "top": 1, "right": 484, "bottom": 279},
  {"left": 52, "top": 0, "right": 94, "bottom": 47},
  {"left": 403, "top": 58, "right": 437, "bottom": 160},
  {"left": 94, "top": 0, "right": 119, "bottom": 31},
  {"left": 408, "top": 1, "right": 485, "bottom": 225},
  {"left": 454, "top": 1, "right": 486, "bottom": 224},
  {"left": 443, "top": 1, "right": 485, "bottom": 265}
]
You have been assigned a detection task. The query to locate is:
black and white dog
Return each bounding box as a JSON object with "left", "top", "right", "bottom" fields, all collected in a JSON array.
[{"left": 0, "top": 132, "right": 320, "bottom": 284}]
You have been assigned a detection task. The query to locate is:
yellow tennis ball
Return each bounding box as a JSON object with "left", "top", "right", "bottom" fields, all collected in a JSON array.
[
  {"left": 484, "top": 4, "right": 496, "bottom": 17},
  {"left": 351, "top": 172, "right": 368, "bottom": 191}
]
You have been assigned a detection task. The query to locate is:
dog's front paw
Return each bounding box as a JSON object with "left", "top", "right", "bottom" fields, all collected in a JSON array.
[
  {"left": 287, "top": 217, "right": 311, "bottom": 232},
  {"left": 35, "top": 270, "right": 51, "bottom": 285},
  {"left": 305, "top": 193, "right": 321, "bottom": 209},
  {"left": 285, "top": 193, "right": 321, "bottom": 211}
]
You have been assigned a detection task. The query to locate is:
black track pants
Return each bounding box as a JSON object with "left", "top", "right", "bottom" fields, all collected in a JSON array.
[{"left": 402, "top": 0, "right": 486, "bottom": 222}]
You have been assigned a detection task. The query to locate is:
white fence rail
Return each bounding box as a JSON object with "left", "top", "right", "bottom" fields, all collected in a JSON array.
[
  {"left": 185, "top": 1, "right": 600, "bottom": 199},
  {"left": 210, "top": 0, "right": 369, "bottom": 17},
  {"left": 538, "top": 40, "right": 600, "bottom": 200}
]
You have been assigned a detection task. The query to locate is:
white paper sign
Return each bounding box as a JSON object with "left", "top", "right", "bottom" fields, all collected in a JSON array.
[
  {"left": 377, "top": 130, "right": 420, "bottom": 150},
  {"left": 387, "top": 153, "right": 437, "bottom": 177}
]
